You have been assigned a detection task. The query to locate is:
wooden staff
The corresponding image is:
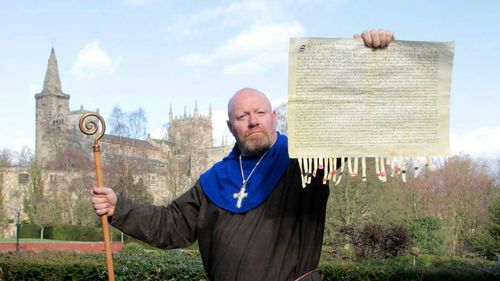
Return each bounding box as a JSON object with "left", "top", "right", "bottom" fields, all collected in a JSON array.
[{"left": 79, "top": 112, "right": 115, "bottom": 281}]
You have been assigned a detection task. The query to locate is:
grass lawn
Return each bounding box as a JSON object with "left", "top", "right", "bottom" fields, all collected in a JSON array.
[{"left": 0, "top": 238, "right": 86, "bottom": 243}]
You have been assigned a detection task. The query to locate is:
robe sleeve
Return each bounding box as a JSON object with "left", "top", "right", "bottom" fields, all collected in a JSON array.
[{"left": 110, "top": 184, "right": 203, "bottom": 249}]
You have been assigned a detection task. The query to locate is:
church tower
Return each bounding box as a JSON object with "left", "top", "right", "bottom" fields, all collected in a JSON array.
[
  {"left": 167, "top": 102, "right": 213, "bottom": 178},
  {"left": 35, "top": 48, "right": 70, "bottom": 166},
  {"left": 168, "top": 101, "right": 213, "bottom": 150}
]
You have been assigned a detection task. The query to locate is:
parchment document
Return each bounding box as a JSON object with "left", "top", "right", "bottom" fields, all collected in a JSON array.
[{"left": 288, "top": 38, "right": 454, "bottom": 158}]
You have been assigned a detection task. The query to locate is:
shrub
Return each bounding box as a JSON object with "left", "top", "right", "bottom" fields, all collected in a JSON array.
[
  {"left": 45, "top": 224, "right": 102, "bottom": 241},
  {"left": 0, "top": 250, "right": 205, "bottom": 281},
  {"left": 340, "top": 222, "right": 410, "bottom": 260},
  {"left": 121, "top": 242, "right": 146, "bottom": 255},
  {"left": 405, "top": 216, "right": 445, "bottom": 255},
  {"left": 466, "top": 196, "right": 500, "bottom": 260},
  {"left": 43, "top": 224, "right": 124, "bottom": 242},
  {"left": 319, "top": 256, "right": 499, "bottom": 281},
  {"left": 0, "top": 251, "right": 106, "bottom": 281},
  {"left": 20, "top": 222, "right": 134, "bottom": 243},
  {"left": 18, "top": 224, "right": 41, "bottom": 238},
  {"left": 1, "top": 251, "right": 498, "bottom": 281}
]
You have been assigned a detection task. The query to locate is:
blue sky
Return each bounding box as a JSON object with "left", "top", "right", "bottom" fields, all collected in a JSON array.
[{"left": 0, "top": 0, "right": 499, "bottom": 158}]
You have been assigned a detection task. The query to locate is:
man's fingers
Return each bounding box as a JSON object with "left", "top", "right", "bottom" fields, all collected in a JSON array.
[
  {"left": 91, "top": 196, "right": 108, "bottom": 204},
  {"left": 92, "top": 198, "right": 111, "bottom": 216},
  {"left": 370, "top": 29, "right": 381, "bottom": 48},
  {"left": 93, "top": 202, "right": 110, "bottom": 210},
  {"left": 361, "top": 30, "right": 372, "bottom": 47},
  {"left": 386, "top": 31, "right": 395, "bottom": 46},
  {"left": 379, "top": 29, "right": 395, "bottom": 48},
  {"left": 359, "top": 29, "right": 395, "bottom": 49},
  {"left": 378, "top": 30, "right": 387, "bottom": 48},
  {"left": 90, "top": 186, "right": 116, "bottom": 216},
  {"left": 92, "top": 186, "right": 110, "bottom": 195},
  {"left": 94, "top": 208, "right": 109, "bottom": 216}
]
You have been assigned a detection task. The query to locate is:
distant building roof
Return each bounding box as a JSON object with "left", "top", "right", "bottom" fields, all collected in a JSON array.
[{"left": 102, "top": 134, "right": 158, "bottom": 150}]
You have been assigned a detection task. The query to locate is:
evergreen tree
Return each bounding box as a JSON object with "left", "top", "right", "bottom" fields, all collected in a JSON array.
[{"left": 467, "top": 195, "right": 500, "bottom": 259}]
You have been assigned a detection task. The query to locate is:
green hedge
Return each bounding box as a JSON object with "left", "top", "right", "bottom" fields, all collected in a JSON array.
[
  {"left": 0, "top": 250, "right": 204, "bottom": 281},
  {"left": 45, "top": 224, "right": 101, "bottom": 241},
  {"left": 0, "top": 251, "right": 106, "bottom": 280},
  {"left": 318, "top": 258, "right": 499, "bottom": 281},
  {"left": 18, "top": 224, "right": 41, "bottom": 238},
  {"left": 18, "top": 224, "right": 127, "bottom": 242},
  {"left": 1, "top": 251, "right": 498, "bottom": 281}
]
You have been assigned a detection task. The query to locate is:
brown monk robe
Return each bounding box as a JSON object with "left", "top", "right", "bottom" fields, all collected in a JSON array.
[{"left": 110, "top": 160, "right": 328, "bottom": 281}]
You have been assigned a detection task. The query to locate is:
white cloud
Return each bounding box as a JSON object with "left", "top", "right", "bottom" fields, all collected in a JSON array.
[
  {"left": 212, "top": 110, "right": 233, "bottom": 146},
  {"left": 168, "top": 0, "right": 282, "bottom": 36},
  {"left": 181, "top": 21, "right": 305, "bottom": 74},
  {"left": 450, "top": 126, "right": 500, "bottom": 158},
  {"left": 72, "top": 41, "right": 120, "bottom": 77},
  {"left": 29, "top": 83, "right": 39, "bottom": 94},
  {"left": 9, "top": 137, "right": 35, "bottom": 152},
  {"left": 271, "top": 98, "right": 287, "bottom": 109},
  {"left": 222, "top": 51, "right": 285, "bottom": 74},
  {"left": 180, "top": 53, "right": 213, "bottom": 66},
  {"left": 172, "top": 0, "right": 304, "bottom": 74},
  {"left": 149, "top": 127, "right": 165, "bottom": 140},
  {"left": 214, "top": 22, "right": 303, "bottom": 58}
]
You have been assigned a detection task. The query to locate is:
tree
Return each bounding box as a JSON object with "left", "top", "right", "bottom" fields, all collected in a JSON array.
[
  {"left": 405, "top": 216, "right": 445, "bottom": 255},
  {"left": 35, "top": 200, "right": 61, "bottom": 239},
  {"left": 112, "top": 173, "right": 154, "bottom": 205},
  {"left": 467, "top": 195, "right": 500, "bottom": 259},
  {"left": 106, "top": 106, "right": 150, "bottom": 185},
  {"left": 108, "top": 106, "right": 148, "bottom": 139},
  {"left": 161, "top": 154, "right": 192, "bottom": 203},
  {"left": 340, "top": 222, "right": 410, "bottom": 260},
  {"left": 14, "top": 146, "right": 34, "bottom": 167},
  {"left": 0, "top": 149, "right": 14, "bottom": 166},
  {"left": 108, "top": 106, "right": 127, "bottom": 137},
  {"left": 274, "top": 102, "right": 287, "bottom": 135},
  {"left": 406, "top": 155, "right": 496, "bottom": 255},
  {"left": 0, "top": 148, "right": 14, "bottom": 234},
  {"left": 46, "top": 147, "right": 94, "bottom": 226},
  {"left": 325, "top": 162, "right": 373, "bottom": 249},
  {"left": 23, "top": 163, "right": 48, "bottom": 238}
]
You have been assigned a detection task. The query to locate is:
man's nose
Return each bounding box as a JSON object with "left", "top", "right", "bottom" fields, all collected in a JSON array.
[{"left": 248, "top": 113, "right": 260, "bottom": 127}]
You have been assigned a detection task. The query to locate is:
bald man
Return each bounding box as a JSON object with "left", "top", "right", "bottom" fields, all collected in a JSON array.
[{"left": 92, "top": 29, "right": 394, "bottom": 281}]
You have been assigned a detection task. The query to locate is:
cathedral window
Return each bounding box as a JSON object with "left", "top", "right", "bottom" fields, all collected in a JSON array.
[
  {"left": 51, "top": 112, "right": 65, "bottom": 129},
  {"left": 147, "top": 175, "right": 156, "bottom": 184},
  {"left": 18, "top": 173, "right": 29, "bottom": 185},
  {"left": 49, "top": 174, "right": 58, "bottom": 184}
]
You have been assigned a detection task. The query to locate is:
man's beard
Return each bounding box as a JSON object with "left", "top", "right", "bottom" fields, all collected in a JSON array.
[{"left": 239, "top": 133, "right": 271, "bottom": 156}]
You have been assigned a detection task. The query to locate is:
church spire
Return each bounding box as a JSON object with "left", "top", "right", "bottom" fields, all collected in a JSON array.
[
  {"left": 209, "top": 104, "right": 212, "bottom": 121},
  {"left": 194, "top": 100, "right": 199, "bottom": 119},
  {"left": 169, "top": 104, "right": 173, "bottom": 122},
  {"left": 41, "top": 48, "right": 64, "bottom": 96}
]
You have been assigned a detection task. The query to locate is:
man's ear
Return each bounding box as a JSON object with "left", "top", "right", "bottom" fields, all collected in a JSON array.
[{"left": 227, "top": 120, "right": 234, "bottom": 135}]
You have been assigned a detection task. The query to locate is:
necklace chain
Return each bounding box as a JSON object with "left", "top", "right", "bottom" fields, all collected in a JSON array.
[{"left": 239, "top": 151, "right": 268, "bottom": 188}]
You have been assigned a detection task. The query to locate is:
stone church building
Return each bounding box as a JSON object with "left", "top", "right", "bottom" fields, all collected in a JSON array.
[{"left": 1, "top": 49, "right": 232, "bottom": 236}]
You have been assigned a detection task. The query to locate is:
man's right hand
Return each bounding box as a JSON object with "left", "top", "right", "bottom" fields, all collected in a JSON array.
[
  {"left": 353, "top": 29, "right": 395, "bottom": 48},
  {"left": 91, "top": 187, "right": 117, "bottom": 216}
]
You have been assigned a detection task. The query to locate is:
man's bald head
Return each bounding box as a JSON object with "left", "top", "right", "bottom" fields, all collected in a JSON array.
[
  {"left": 227, "top": 88, "right": 272, "bottom": 119},
  {"left": 226, "top": 88, "right": 277, "bottom": 156}
]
